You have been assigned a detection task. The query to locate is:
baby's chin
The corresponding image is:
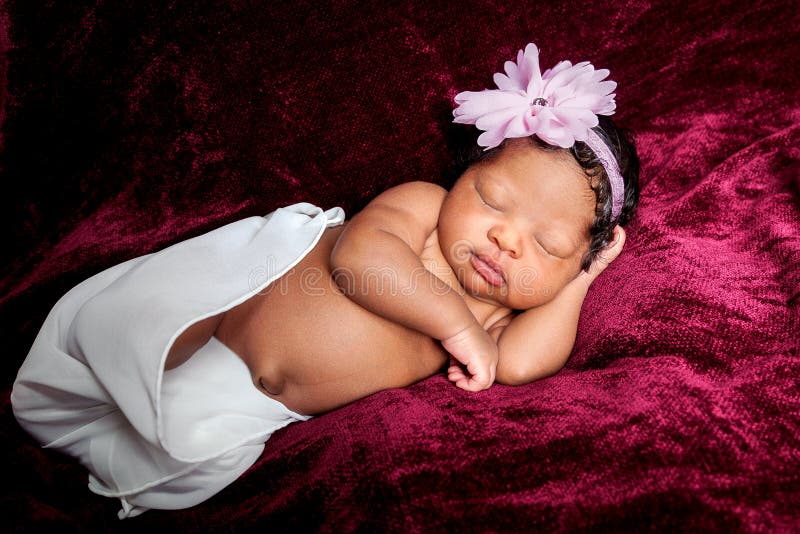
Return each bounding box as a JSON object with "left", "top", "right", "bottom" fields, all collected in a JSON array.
[
  {"left": 462, "top": 277, "right": 519, "bottom": 309},
  {"left": 477, "top": 285, "right": 557, "bottom": 311}
]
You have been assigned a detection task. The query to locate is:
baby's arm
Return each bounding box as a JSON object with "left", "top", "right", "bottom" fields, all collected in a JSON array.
[
  {"left": 495, "top": 227, "right": 626, "bottom": 385},
  {"left": 330, "top": 181, "right": 497, "bottom": 391}
]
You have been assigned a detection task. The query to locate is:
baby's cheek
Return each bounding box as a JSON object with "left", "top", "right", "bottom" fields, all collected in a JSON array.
[
  {"left": 517, "top": 265, "right": 572, "bottom": 307},
  {"left": 504, "top": 278, "right": 546, "bottom": 310},
  {"left": 510, "top": 268, "right": 540, "bottom": 297}
]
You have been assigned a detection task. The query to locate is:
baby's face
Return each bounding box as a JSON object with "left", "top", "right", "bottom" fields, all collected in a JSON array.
[{"left": 437, "top": 138, "right": 596, "bottom": 310}]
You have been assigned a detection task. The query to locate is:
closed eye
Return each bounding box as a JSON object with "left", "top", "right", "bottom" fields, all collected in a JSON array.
[
  {"left": 480, "top": 195, "right": 500, "bottom": 210},
  {"left": 476, "top": 186, "right": 502, "bottom": 210},
  {"left": 534, "top": 237, "right": 563, "bottom": 258},
  {"left": 535, "top": 240, "right": 554, "bottom": 256}
]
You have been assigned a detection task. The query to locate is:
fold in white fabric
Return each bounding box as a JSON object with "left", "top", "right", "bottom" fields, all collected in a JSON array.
[{"left": 11, "top": 203, "right": 346, "bottom": 518}]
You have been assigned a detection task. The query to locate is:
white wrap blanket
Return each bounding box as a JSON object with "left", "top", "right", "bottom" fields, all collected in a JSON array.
[{"left": 11, "top": 202, "right": 346, "bottom": 518}]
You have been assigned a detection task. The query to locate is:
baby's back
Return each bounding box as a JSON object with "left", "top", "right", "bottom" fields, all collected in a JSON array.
[{"left": 202, "top": 223, "right": 447, "bottom": 415}]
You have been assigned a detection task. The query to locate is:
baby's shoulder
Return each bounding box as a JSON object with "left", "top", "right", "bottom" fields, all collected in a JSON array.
[
  {"left": 384, "top": 181, "right": 447, "bottom": 204},
  {"left": 403, "top": 181, "right": 447, "bottom": 221},
  {"left": 368, "top": 180, "right": 447, "bottom": 229},
  {"left": 396, "top": 180, "right": 447, "bottom": 194}
]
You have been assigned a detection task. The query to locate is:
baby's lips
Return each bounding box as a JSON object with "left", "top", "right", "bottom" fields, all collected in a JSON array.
[{"left": 471, "top": 254, "right": 506, "bottom": 286}]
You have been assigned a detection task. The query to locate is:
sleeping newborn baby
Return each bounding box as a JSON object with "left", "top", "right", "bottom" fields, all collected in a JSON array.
[
  {"left": 173, "top": 134, "right": 635, "bottom": 415},
  {"left": 12, "top": 44, "right": 639, "bottom": 517}
]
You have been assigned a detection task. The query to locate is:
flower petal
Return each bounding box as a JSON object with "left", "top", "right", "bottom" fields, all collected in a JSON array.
[
  {"left": 453, "top": 90, "right": 527, "bottom": 123},
  {"left": 542, "top": 60, "right": 573, "bottom": 80},
  {"left": 477, "top": 126, "right": 510, "bottom": 150},
  {"left": 525, "top": 108, "right": 566, "bottom": 147},
  {"left": 452, "top": 43, "right": 618, "bottom": 150},
  {"left": 475, "top": 104, "right": 528, "bottom": 132},
  {"left": 502, "top": 109, "right": 536, "bottom": 138},
  {"left": 545, "top": 62, "right": 594, "bottom": 97},
  {"left": 494, "top": 71, "right": 520, "bottom": 91},
  {"left": 519, "top": 43, "right": 544, "bottom": 95},
  {"left": 550, "top": 107, "right": 598, "bottom": 141}
]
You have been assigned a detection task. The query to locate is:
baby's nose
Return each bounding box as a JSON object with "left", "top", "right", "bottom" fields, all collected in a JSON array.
[{"left": 488, "top": 226, "right": 521, "bottom": 259}]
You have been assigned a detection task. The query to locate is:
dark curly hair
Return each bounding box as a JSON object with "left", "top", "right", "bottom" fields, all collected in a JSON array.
[{"left": 451, "top": 115, "right": 640, "bottom": 272}]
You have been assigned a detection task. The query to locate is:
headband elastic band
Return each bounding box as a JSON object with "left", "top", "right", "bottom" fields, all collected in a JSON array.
[{"left": 584, "top": 129, "right": 624, "bottom": 221}]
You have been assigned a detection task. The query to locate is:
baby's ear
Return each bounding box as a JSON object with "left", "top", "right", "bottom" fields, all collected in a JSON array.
[{"left": 585, "top": 226, "right": 626, "bottom": 282}]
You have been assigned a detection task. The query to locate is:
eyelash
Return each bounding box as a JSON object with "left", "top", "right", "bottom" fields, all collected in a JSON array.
[
  {"left": 478, "top": 190, "right": 501, "bottom": 210},
  {"left": 482, "top": 198, "right": 499, "bottom": 210},
  {"left": 536, "top": 240, "right": 555, "bottom": 257}
]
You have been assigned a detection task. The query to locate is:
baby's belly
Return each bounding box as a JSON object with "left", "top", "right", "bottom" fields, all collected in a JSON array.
[{"left": 215, "top": 226, "right": 448, "bottom": 415}]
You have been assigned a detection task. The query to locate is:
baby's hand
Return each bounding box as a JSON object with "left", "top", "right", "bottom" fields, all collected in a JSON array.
[{"left": 441, "top": 322, "right": 498, "bottom": 392}]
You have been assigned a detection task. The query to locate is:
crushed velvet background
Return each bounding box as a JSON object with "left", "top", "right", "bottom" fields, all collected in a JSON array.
[{"left": 2, "top": 0, "right": 799, "bottom": 530}]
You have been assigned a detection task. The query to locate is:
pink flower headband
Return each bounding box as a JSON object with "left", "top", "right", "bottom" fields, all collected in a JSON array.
[{"left": 452, "top": 43, "right": 625, "bottom": 220}]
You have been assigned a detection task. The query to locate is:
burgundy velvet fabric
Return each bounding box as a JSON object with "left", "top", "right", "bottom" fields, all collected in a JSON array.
[{"left": 2, "top": 0, "right": 799, "bottom": 530}]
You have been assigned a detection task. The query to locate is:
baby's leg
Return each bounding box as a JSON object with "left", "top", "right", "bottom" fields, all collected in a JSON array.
[{"left": 164, "top": 314, "right": 224, "bottom": 370}]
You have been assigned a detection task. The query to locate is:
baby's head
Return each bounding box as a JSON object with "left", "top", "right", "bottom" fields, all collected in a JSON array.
[
  {"left": 459, "top": 114, "right": 639, "bottom": 272},
  {"left": 439, "top": 43, "right": 640, "bottom": 310}
]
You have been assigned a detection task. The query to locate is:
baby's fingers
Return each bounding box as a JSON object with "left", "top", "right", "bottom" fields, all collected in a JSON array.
[
  {"left": 448, "top": 360, "right": 488, "bottom": 392},
  {"left": 448, "top": 366, "right": 468, "bottom": 384},
  {"left": 459, "top": 360, "right": 495, "bottom": 392},
  {"left": 455, "top": 375, "right": 490, "bottom": 392},
  {"left": 448, "top": 357, "right": 468, "bottom": 384}
]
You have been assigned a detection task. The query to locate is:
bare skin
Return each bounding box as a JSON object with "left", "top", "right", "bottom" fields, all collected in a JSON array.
[
  {"left": 167, "top": 224, "right": 453, "bottom": 416},
  {"left": 166, "top": 223, "right": 511, "bottom": 416},
  {"left": 166, "top": 139, "right": 627, "bottom": 416}
]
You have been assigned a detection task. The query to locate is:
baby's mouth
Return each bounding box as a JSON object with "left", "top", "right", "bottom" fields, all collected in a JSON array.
[{"left": 470, "top": 254, "right": 505, "bottom": 287}]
